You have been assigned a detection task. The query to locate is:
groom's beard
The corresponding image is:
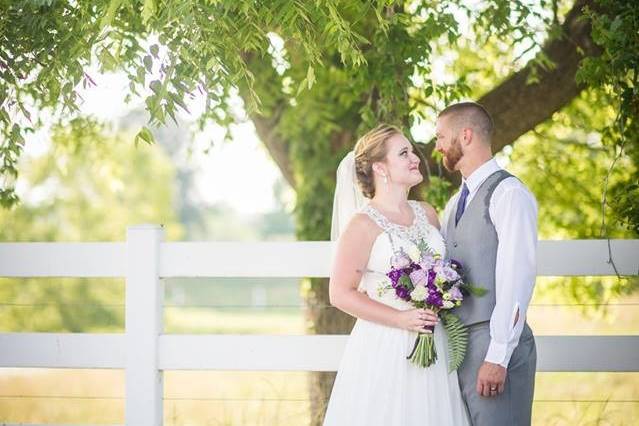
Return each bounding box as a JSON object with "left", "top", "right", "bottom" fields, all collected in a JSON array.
[{"left": 442, "top": 137, "right": 463, "bottom": 172}]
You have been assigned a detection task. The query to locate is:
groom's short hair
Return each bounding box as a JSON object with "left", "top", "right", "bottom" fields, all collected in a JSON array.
[{"left": 438, "top": 102, "right": 494, "bottom": 143}]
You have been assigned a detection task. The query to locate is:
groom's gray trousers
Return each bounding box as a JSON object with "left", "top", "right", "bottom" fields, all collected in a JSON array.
[{"left": 457, "top": 321, "right": 537, "bottom": 426}]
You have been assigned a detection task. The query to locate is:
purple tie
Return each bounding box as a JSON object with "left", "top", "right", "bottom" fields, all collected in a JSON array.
[{"left": 455, "top": 183, "right": 469, "bottom": 226}]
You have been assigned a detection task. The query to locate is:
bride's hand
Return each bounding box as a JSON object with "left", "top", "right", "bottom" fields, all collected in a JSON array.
[{"left": 394, "top": 308, "right": 439, "bottom": 333}]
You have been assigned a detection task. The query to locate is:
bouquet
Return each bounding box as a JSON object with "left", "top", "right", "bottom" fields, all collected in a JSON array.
[{"left": 379, "top": 240, "right": 484, "bottom": 371}]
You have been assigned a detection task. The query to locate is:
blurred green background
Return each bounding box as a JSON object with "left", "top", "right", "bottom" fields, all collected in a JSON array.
[{"left": 1, "top": 0, "right": 638, "bottom": 424}]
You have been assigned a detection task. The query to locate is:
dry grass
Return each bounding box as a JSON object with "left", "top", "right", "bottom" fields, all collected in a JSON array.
[{"left": 1, "top": 369, "right": 637, "bottom": 425}]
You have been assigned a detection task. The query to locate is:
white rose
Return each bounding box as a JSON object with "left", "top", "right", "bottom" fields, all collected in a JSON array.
[
  {"left": 442, "top": 300, "right": 455, "bottom": 309},
  {"left": 407, "top": 245, "right": 421, "bottom": 263},
  {"left": 410, "top": 285, "right": 428, "bottom": 302}
]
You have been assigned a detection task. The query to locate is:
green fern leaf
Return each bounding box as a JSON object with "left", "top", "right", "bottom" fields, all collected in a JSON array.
[{"left": 441, "top": 312, "right": 469, "bottom": 373}]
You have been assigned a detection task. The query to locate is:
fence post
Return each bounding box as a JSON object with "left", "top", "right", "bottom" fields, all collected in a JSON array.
[{"left": 126, "top": 224, "right": 165, "bottom": 425}]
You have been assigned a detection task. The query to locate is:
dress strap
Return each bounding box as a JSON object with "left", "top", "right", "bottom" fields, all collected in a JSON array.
[
  {"left": 361, "top": 203, "right": 397, "bottom": 251},
  {"left": 408, "top": 200, "right": 429, "bottom": 227},
  {"left": 362, "top": 201, "right": 433, "bottom": 250},
  {"left": 361, "top": 203, "right": 392, "bottom": 233}
]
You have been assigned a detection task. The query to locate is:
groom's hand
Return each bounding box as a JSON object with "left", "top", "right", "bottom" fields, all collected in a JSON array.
[{"left": 476, "top": 361, "right": 506, "bottom": 398}]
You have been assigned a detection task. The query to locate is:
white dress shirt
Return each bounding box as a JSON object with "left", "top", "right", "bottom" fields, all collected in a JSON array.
[{"left": 441, "top": 158, "right": 538, "bottom": 368}]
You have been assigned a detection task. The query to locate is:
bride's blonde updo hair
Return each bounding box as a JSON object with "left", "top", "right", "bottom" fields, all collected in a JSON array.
[{"left": 354, "top": 123, "right": 402, "bottom": 198}]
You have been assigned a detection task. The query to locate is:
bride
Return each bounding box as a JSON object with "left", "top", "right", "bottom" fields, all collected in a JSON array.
[{"left": 323, "top": 124, "right": 470, "bottom": 425}]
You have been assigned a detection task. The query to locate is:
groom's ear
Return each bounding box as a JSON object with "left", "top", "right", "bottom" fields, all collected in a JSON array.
[{"left": 461, "top": 128, "right": 474, "bottom": 146}]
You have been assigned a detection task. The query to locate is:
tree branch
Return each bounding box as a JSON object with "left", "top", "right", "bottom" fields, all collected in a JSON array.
[
  {"left": 481, "top": 0, "right": 601, "bottom": 154},
  {"left": 250, "top": 103, "right": 296, "bottom": 189},
  {"left": 243, "top": 0, "right": 602, "bottom": 196},
  {"left": 417, "top": 0, "right": 601, "bottom": 190},
  {"left": 238, "top": 51, "right": 296, "bottom": 189}
]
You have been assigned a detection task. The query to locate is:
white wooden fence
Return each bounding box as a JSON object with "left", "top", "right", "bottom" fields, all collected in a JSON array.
[{"left": 1, "top": 224, "right": 638, "bottom": 425}]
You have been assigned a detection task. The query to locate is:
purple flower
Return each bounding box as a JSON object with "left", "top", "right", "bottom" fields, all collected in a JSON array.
[
  {"left": 387, "top": 268, "right": 403, "bottom": 286},
  {"left": 427, "top": 269, "right": 437, "bottom": 286},
  {"left": 449, "top": 285, "right": 464, "bottom": 301},
  {"left": 409, "top": 269, "right": 429, "bottom": 287},
  {"left": 426, "top": 291, "right": 444, "bottom": 307},
  {"left": 396, "top": 286, "right": 411, "bottom": 301},
  {"left": 390, "top": 250, "right": 411, "bottom": 269},
  {"left": 433, "top": 260, "right": 459, "bottom": 281},
  {"left": 384, "top": 250, "right": 472, "bottom": 312},
  {"left": 441, "top": 266, "right": 461, "bottom": 282},
  {"left": 419, "top": 252, "right": 436, "bottom": 269}
]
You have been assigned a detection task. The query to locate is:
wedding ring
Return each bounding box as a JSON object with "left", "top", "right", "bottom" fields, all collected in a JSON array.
[{"left": 490, "top": 387, "right": 497, "bottom": 391}]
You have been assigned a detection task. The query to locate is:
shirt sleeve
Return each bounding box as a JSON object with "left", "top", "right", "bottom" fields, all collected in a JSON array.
[{"left": 484, "top": 181, "right": 538, "bottom": 368}]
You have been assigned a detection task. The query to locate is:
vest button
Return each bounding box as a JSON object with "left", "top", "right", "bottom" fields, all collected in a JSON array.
[{"left": 453, "top": 242, "right": 458, "bottom": 248}]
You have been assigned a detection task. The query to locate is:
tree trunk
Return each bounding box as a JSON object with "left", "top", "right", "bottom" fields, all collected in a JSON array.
[
  {"left": 291, "top": 127, "right": 359, "bottom": 426},
  {"left": 238, "top": 2, "right": 602, "bottom": 424}
]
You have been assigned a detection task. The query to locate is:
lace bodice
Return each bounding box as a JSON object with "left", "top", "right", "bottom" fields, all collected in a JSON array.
[
  {"left": 357, "top": 200, "right": 446, "bottom": 309},
  {"left": 362, "top": 200, "right": 436, "bottom": 248}
]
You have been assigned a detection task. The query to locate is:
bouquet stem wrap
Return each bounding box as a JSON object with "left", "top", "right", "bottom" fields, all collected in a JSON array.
[{"left": 407, "top": 325, "right": 437, "bottom": 368}]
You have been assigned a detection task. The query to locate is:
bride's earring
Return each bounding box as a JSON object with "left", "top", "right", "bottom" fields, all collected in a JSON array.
[{"left": 382, "top": 174, "right": 388, "bottom": 184}]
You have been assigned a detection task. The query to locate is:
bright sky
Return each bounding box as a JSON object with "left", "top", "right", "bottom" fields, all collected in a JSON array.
[
  {"left": 189, "top": 121, "right": 285, "bottom": 215},
  {"left": 24, "top": 71, "right": 284, "bottom": 215}
]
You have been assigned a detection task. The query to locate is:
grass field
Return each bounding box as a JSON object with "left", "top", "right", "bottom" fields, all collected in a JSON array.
[
  {"left": 1, "top": 278, "right": 637, "bottom": 425},
  {"left": 2, "top": 366, "right": 637, "bottom": 424}
]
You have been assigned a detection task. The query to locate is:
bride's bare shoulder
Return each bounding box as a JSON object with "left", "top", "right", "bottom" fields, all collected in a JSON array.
[
  {"left": 341, "top": 212, "right": 383, "bottom": 242},
  {"left": 417, "top": 201, "right": 441, "bottom": 230},
  {"left": 350, "top": 212, "right": 380, "bottom": 231}
]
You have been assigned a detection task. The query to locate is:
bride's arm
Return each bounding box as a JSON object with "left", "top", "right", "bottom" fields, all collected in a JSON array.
[{"left": 328, "top": 214, "right": 437, "bottom": 332}]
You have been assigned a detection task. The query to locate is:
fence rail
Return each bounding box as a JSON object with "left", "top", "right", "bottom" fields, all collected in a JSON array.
[
  {"left": 1, "top": 239, "right": 638, "bottom": 278},
  {"left": 2, "top": 333, "right": 637, "bottom": 373},
  {"left": 1, "top": 224, "right": 638, "bottom": 425}
]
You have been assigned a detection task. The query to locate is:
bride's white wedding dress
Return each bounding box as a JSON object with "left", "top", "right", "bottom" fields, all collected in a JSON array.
[{"left": 323, "top": 200, "right": 470, "bottom": 426}]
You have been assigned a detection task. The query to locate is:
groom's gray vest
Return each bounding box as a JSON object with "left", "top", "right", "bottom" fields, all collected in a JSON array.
[{"left": 446, "top": 170, "right": 514, "bottom": 326}]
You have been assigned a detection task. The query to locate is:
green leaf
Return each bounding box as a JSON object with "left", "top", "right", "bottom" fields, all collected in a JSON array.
[
  {"left": 296, "top": 78, "right": 308, "bottom": 96},
  {"left": 306, "top": 66, "right": 315, "bottom": 89},
  {"left": 134, "top": 126, "right": 155, "bottom": 147},
  {"left": 399, "top": 274, "right": 413, "bottom": 290},
  {"left": 461, "top": 283, "right": 488, "bottom": 297},
  {"left": 98, "top": 47, "right": 117, "bottom": 71},
  {"left": 136, "top": 67, "right": 145, "bottom": 85},
  {"left": 441, "top": 312, "right": 469, "bottom": 373},
  {"left": 142, "top": 0, "right": 156, "bottom": 24},
  {"left": 424, "top": 85, "right": 433, "bottom": 97},
  {"left": 100, "top": 0, "right": 124, "bottom": 29},
  {"left": 143, "top": 55, "right": 153, "bottom": 72},
  {"left": 169, "top": 92, "right": 190, "bottom": 114},
  {"left": 149, "top": 80, "right": 161, "bottom": 94}
]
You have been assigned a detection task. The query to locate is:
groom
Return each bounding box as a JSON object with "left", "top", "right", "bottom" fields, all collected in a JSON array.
[{"left": 436, "top": 102, "right": 538, "bottom": 425}]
